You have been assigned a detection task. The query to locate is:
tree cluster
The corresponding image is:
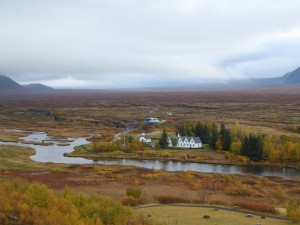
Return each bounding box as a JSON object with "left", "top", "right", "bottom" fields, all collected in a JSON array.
[
  {"left": 177, "top": 122, "right": 232, "bottom": 151},
  {"left": 240, "top": 134, "right": 264, "bottom": 162}
]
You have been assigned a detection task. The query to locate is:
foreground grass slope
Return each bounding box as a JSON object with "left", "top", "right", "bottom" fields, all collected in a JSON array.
[{"left": 136, "top": 205, "right": 288, "bottom": 225}]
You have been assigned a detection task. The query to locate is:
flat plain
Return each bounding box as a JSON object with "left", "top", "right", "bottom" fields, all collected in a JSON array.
[{"left": 1, "top": 87, "right": 300, "bottom": 224}]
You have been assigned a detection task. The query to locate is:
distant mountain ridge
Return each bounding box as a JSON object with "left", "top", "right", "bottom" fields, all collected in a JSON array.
[
  {"left": 0, "top": 74, "right": 53, "bottom": 92},
  {"left": 23, "top": 83, "right": 54, "bottom": 91},
  {"left": 1, "top": 67, "right": 300, "bottom": 92},
  {"left": 228, "top": 66, "right": 300, "bottom": 88},
  {"left": 0, "top": 74, "right": 26, "bottom": 91}
]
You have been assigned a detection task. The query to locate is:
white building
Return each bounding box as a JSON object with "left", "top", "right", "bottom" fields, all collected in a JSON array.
[
  {"left": 139, "top": 133, "right": 152, "bottom": 143},
  {"left": 167, "top": 136, "right": 202, "bottom": 149}
]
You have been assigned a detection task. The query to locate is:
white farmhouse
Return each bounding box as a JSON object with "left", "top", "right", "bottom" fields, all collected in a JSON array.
[
  {"left": 167, "top": 136, "right": 202, "bottom": 149},
  {"left": 139, "top": 133, "right": 152, "bottom": 143}
]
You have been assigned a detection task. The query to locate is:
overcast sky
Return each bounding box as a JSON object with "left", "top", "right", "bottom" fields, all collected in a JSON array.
[{"left": 1, "top": 0, "right": 300, "bottom": 88}]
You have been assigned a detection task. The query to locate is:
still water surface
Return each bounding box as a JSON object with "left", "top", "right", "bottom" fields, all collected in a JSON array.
[{"left": 1, "top": 130, "right": 299, "bottom": 178}]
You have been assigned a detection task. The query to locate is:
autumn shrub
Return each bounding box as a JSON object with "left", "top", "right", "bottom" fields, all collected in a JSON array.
[
  {"left": 273, "top": 188, "right": 286, "bottom": 203},
  {"left": 0, "top": 179, "right": 154, "bottom": 225},
  {"left": 226, "top": 182, "right": 255, "bottom": 197},
  {"left": 136, "top": 150, "right": 144, "bottom": 155},
  {"left": 191, "top": 182, "right": 201, "bottom": 191},
  {"left": 120, "top": 196, "right": 147, "bottom": 207},
  {"left": 120, "top": 196, "right": 138, "bottom": 206},
  {"left": 231, "top": 200, "right": 278, "bottom": 214},
  {"left": 287, "top": 201, "right": 300, "bottom": 223},
  {"left": 93, "top": 142, "right": 120, "bottom": 152},
  {"left": 142, "top": 150, "right": 158, "bottom": 157},
  {"left": 125, "top": 143, "right": 145, "bottom": 152},
  {"left": 159, "top": 152, "right": 172, "bottom": 157},
  {"left": 155, "top": 195, "right": 189, "bottom": 204},
  {"left": 51, "top": 167, "right": 62, "bottom": 173},
  {"left": 109, "top": 150, "right": 124, "bottom": 157},
  {"left": 126, "top": 187, "right": 142, "bottom": 199}
]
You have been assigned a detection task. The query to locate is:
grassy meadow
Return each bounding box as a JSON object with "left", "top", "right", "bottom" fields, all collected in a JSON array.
[{"left": 136, "top": 205, "right": 288, "bottom": 225}]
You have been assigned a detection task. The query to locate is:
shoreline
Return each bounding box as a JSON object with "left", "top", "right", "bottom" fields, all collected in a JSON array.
[{"left": 64, "top": 151, "right": 300, "bottom": 171}]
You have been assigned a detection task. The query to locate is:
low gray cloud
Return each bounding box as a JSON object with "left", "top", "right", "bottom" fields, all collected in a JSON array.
[{"left": 0, "top": 0, "right": 300, "bottom": 88}]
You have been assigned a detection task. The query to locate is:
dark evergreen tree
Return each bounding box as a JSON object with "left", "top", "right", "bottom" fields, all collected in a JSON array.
[
  {"left": 210, "top": 123, "right": 218, "bottom": 150},
  {"left": 202, "top": 124, "right": 211, "bottom": 144},
  {"left": 195, "top": 122, "right": 204, "bottom": 138},
  {"left": 220, "top": 123, "right": 226, "bottom": 142},
  {"left": 191, "top": 126, "right": 195, "bottom": 135},
  {"left": 159, "top": 129, "right": 169, "bottom": 149},
  {"left": 186, "top": 126, "right": 193, "bottom": 137},
  {"left": 223, "top": 129, "right": 232, "bottom": 151},
  {"left": 195, "top": 121, "right": 211, "bottom": 144},
  {"left": 219, "top": 123, "right": 232, "bottom": 151},
  {"left": 178, "top": 126, "right": 186, "bottom": 136},
  {"left": 240, "top": 134, "right": 263, "bottom": 162}
]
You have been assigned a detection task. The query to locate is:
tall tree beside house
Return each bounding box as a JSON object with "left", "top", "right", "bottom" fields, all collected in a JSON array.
[
  {"left": 220, "top": 123, "right": 232, "bottom": 151},
  {"left": 185, "top": 126, "right": 193, "bottom": 137},
  {"left": 159, "top": 129, "right": 169, "bottom": 149},
  {"left": 195, "top": 122, "right": 204, "bottom": 138},
  {"left": 178, "top": 125, "right": 186, "bottom": 136},
  {"left": 202, "top": 124, "right": 211, "bottom": 144},
  {"left": 210, "top": 123, "right": 218, "bottom": 150},
  {"left": 195, "top": 122, "right": 211, "bottom": 144},
  {"left": 240, "top": 134, "right": 264, "bottom": 162}
]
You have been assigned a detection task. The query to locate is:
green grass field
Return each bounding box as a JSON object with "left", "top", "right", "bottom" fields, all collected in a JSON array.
[
  {"left": 0, "top": 145, "right": 51, "bottom": 171},
  {"left": 135, "top": 205, "right": 289, "bottom": 225}
]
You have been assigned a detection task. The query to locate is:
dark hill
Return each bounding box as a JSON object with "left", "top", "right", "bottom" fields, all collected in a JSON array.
[
  {"left": 0, "top": 75, "right": 26, "bottom": 91},
  {"left": 24, "top": 83, "right": 54, "bottom": 92},
  {"left": 282, "top": 67, "right": 300, "bottom": 84}
]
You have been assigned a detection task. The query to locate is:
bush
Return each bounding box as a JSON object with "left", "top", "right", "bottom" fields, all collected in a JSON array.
[
  {"left": 109, "top": 150, "right": 124, "bottom": 157},
  {"left": 120, "top": 196, "right": 138, "bottom": 206},
  {"left": 159, "top": 152, "right": 172, "bottom": 157},
  {"left": 231, "top": 200, "right": 278, "bottom": 214},
  {"left": 51, "top": 167, "right": 62, "bottom": 173},
  {"left": 126, "top": 187, "right": 142, "bottom": 199},
  {"left": 155, "top": 195, "right": 189, "bottom": 204},
  {"left": 287, "top": 201, "right": 300, "bottom": 223},
  {"left": 120, "top": 196, "right": 147, "bottom": 207}
]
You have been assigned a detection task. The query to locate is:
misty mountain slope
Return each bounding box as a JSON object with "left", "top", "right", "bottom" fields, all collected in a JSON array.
[
  {"left": 0, "top": 74, "right": 27, "bottom": 91},
  {"left": 24, "top": 83, "right": 54, "bottom": 91},
  {"left": 282, "top": 67, "right": 300, "bottom": 84},
  {"left": 229, "top": 67, "right": 300, "bottom": 88}
]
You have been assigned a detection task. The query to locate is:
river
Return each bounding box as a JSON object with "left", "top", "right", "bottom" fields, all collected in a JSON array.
[{"left": 0, "top": 130, "right": 299, "bottom": 178}]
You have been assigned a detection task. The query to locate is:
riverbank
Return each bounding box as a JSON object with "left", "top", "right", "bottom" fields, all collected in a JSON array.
[{"left": 66, "top": 144, "right": 300, "bottom": 171}]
